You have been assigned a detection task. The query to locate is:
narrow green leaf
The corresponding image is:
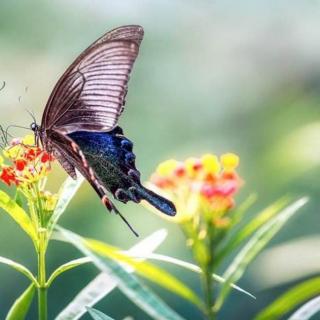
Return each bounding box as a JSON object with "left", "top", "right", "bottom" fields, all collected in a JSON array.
[
  {"left": 85, "top": 238, "right": 202, "bottom": 308},
  {"left": 214, "top": 197, "right": 308, "bottom": 312},
  {"left": 14, "top": 190, "right": 24, "bottom": 208},
  {"left": 87, "top": 307, "right": 115, "bottom": 320},
  {"left": 216, "top": 196, "right": 290, "bottom": 266},
  {"left": 230, "top": 193, "right": 258, "bottom": 227},
  {"left": 47, "top": 175, "right": 84, "bottom": 236},
  {"left": 0, "top": 190, "right": 37, "bottom": 244},
  {"left": 288, "top": 295, "right": 320, "bottom": 320},
  {"left": 58, "top": 227, "right": 186, "bottom": 320},
  {"left": 130, "top": 253, "right": 255, "bottom": 299},
  {"left": 5, "top": 283, "right": 35, "bottom": 320},
  {"left": 255, "top": 277, "right": 320, "bottom": 320},
  {"left": 46, "top": 257, "right": 91, "bottom": 287},
  {"left": 0, "top": 256, "right": 38, "bottom": 285},
  {"left": 56, "top": 229, "right": 168, "bottom": 320}
]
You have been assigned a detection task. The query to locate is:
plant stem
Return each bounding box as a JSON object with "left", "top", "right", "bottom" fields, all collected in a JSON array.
[
  {"left": 202, "top": 219, "right": 216, "bottom": 320},
  {"left": 202, "top": 267, "right": 215, "bottom": 320},
  {"left": 37, "top": 229, "right": 47, "bottom": 320}
]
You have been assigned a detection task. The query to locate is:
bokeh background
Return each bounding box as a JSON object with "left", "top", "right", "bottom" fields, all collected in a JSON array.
[{"left": 0, "top": 1, "right": 320, "bottom": 319}]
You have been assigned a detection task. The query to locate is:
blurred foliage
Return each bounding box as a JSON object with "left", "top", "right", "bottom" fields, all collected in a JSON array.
[{"left": 0, "top": 1, "right": 320, "bottom": 319}]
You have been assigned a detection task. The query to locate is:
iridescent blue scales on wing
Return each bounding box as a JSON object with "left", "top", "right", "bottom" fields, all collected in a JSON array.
[{"left": 68, "top": 127, "right": 176, "bottom": 217}]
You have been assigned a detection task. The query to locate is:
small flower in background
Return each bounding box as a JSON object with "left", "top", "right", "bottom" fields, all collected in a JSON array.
[
  {"left": 148, "top": 153, "right": 242, "bottom": 227},
  {"left": 147, "top": 152, "right": 245, "bottom": 318}
]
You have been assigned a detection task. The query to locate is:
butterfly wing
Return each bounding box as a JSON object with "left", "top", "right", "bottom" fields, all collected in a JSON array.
[
  {"left": 47, "top": 129, "right": 120, "bottom": 213},
  {"left": 41, "top": 25, "right": 144, "bottom": 133},
  {"left": 47, "top": 128, "right": 176, "bottom": 217},
  {"left": 67, "top": 128, "right": 176, "bottom": 217}
]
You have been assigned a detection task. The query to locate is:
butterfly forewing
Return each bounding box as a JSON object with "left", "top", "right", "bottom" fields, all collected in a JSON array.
[{"left": 41, "top": 25, "right": 144, "bottom": 133}]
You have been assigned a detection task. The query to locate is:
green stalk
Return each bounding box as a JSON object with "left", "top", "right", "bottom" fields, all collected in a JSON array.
[
  {"left": 35, "top": 182, "right": 48, "bottom": 320},
  {"left": 37, "top": 229, "right": 47, "bottom": 320},
  {"left": 201, "top": 267, "right": 215, "bottom": 320},
  {"left": 201, "top": 230, "right": 216, "bottom": 320},
  {"left": 203, "top": 211, "right": 217, "bottom": 320}
]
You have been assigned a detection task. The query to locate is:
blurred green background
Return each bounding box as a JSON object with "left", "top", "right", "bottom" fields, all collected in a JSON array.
[{"left": 0, "top": 1, "right": 320, "bottom": 319}]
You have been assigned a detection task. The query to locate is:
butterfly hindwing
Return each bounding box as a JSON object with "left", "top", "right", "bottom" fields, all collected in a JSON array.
[
  {"left": 67, "top": 128, "right": 144, "bottom": 203},
  {"left": 67, "top": 128, "right": 176, "bottom": 216},
  {"left": 47, "top": 130, "right": 118, "bottom": 213}
]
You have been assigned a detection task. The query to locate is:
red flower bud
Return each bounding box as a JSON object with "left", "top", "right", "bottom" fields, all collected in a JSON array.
[
  {"left": 0, "top": 167, "right": 17, "bottom": 186},
  {"left": 41, "top": 153, "right": 50, "bottom": 163},
  {"left": 15, "top": 159, "right": 26, "bottom": 171},
  {"left": 174, "top": 164, "right": 186, "bottom": 177}
]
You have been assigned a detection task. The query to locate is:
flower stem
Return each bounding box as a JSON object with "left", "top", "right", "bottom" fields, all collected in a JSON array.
[
  {"left": 202, "top": 222, "right": 216, "bottom": 320},
  {"left": 201, "top": 267, "right": 215, "bottom": 320},
  {"left": 37, "top": 229, "right": 47, "bottom": 320}
]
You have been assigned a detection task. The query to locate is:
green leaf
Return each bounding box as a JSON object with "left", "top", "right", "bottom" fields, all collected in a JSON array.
[
  {"left": 14, "top": 190, "right": 24, "bottom": 208},
  {"left": 230, "top": 193, "right": 258, "bottom": 227},
  {"left": 255, "top": 277, "right": 320, "bottom": 320},
  {"left": 0, "top": 190, "right": 37, "bottom": 244},
  {"left": 131, "top": 253, "right": 255, "bottom": 299},
  {"left": 47, "top": 175, "right": 84, "bottom": 236},
  {"left": 85, "top": 239, "right": 202, "bottom": 308},
  {"left": 5, "top": 283, "right": 35, "bottom": 320},
  {"left": 55, "top": 229, "right": 168, "bottom": 320},
  {"left": 214, "top": 197, "right": 308, "bottom": 312},
  {"left": 215, "top": 196, "right": 290, "bottom": 266},
  {"left": 87, "top": 307, "right": 115, "bottom": 320},
  {"left": 288, "top": 296, "right": 320, "bottom": 320},
  {"left": 57, "top": 227, "right": 186, "bottom": 320},
  {"left": 46, "top": 257, "right": 91, "bottom": 287},
  {"left": 0, "top": 256, "right": 38, "bottom": 285}
]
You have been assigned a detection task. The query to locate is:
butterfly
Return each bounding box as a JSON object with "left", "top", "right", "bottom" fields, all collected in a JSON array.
[{"left": 31, "top": 25, "right": 176, "bottom": 235}]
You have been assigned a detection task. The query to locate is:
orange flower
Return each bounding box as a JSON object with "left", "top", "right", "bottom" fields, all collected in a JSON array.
[
  {"left": 148, "top": 153, "right": 242, "bottom": 225},
  {"left": 0, "top": 135, "right": 54, "bottom": 187}
]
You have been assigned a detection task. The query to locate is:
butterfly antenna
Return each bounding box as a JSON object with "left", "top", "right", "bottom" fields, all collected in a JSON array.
[
  {"left": 5, "top": 125, "right": 30, "bottom": 142},
  {"left": 25, "top": 109, "right": 37, "bottom": 124},
  {"left": 0, "top": 125, "right": 9, "bottom": 148},
  {"left": 0, "top": 126, "right": 5, "bottom": 149},
  {"left": 0, "top": 81, "right": 5, "bottom": 92},
  {"left": 6, "top": 124, "right": 30, "bottom": 132}
]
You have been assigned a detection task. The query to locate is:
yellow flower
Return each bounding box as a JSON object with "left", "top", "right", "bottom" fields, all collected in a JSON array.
[
  {"left": 3, "top": 145, "right": 21, "bottom": 159},
  {"left": 22, "top": 134, "right": 35, "bottom": 146},
  {"left": 156, "top": 159, "right": 178, "bottom": 176},
  {"left": 221, "top": 153, "right": 239, "bottom": 172},
  {"left": 201, "top": 154, "right": 220, "bottom": 174}
]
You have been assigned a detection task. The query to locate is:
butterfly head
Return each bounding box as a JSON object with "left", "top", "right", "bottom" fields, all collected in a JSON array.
[
  {"left": 30, "top": 122, "right": 41, "bottom": 146},
  {"left": 30, "top": 122, "right": 39, "bottom": 132}
]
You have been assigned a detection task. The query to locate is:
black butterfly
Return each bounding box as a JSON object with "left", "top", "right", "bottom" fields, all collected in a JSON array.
[{"left": 31, "top": 25, "right": 176, "bottom": 234}]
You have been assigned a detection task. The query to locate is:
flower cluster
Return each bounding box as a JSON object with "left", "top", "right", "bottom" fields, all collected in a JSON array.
[
  {"left": 0, "top": 135, "right": 53, "bottom": 187},
  {"left": 148, "top": 153, "right": 242, "bottom": 227}
]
